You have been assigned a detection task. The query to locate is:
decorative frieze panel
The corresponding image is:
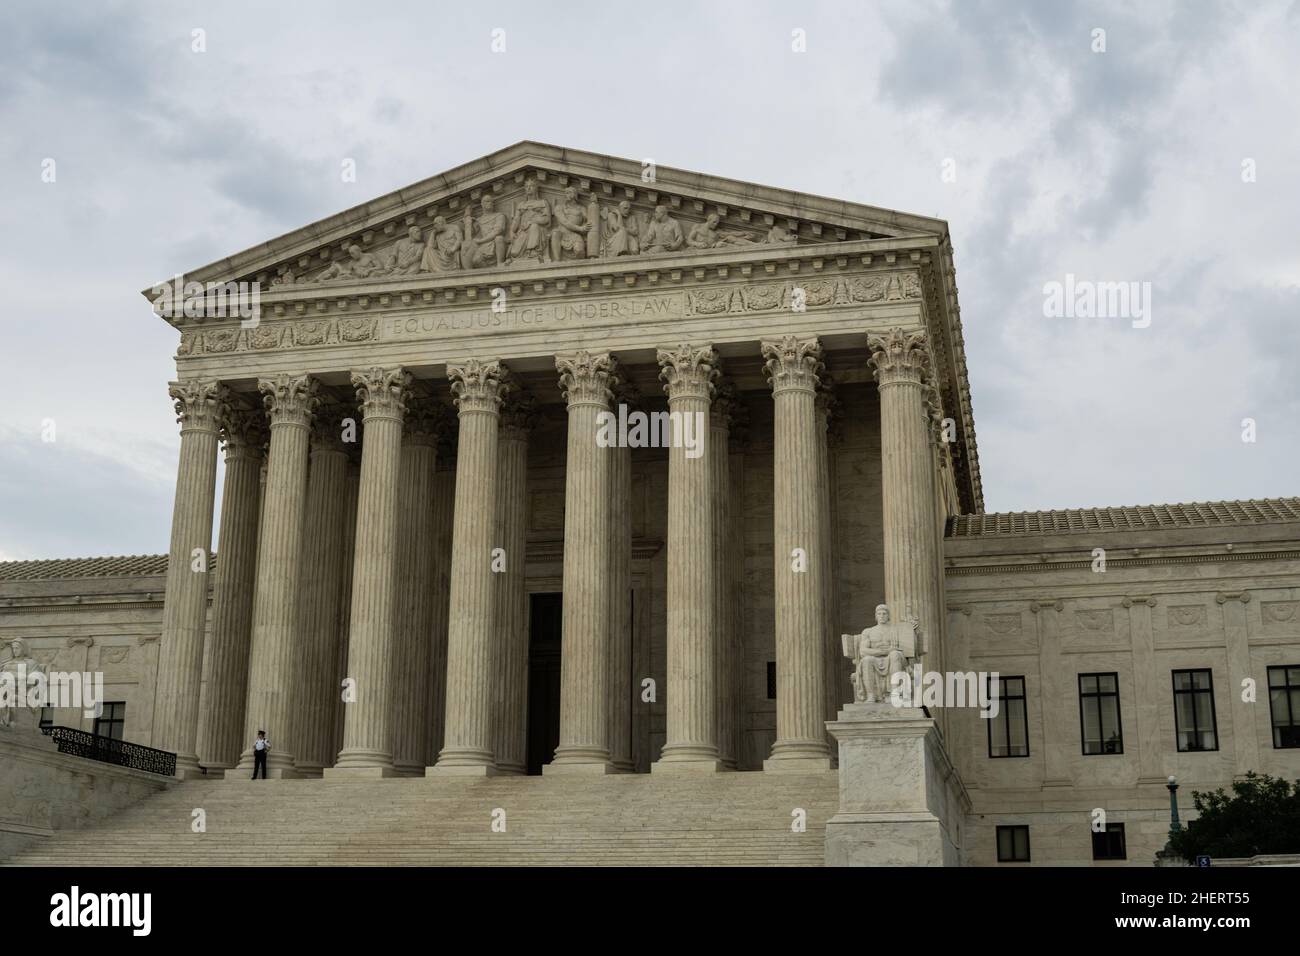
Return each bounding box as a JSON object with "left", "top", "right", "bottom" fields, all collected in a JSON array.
[
  {"left": 172, "top": 270, "right": 923, "bottom": 359},
  {"left": 1260, "top": 599, "right": 1300, "bottom": 633}
]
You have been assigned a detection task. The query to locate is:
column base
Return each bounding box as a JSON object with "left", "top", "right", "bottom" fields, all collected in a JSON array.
[
  {"left": 292, "top": 762, "right": 325, "bottom": 778},
  {"left": 609, "top": 759, "right": 636, "bottom": 774},
  {"left": 764, "top": 738, "right": 832, "bottom": 773},
  {"left": 390, "top": 763, "right": 427, "bottom": 778},
  {"left": 652, "top": 758, "right": 724, "bottom": 774},
  {"left": 173, "top": 753, "right": 206, "bottom": 781},
  {"left": 226, "top": 752, "right": 306, "bottom": 780},
  {"left": 427, "top": 763, "right": 498, "bottom": 777},
  {"left": 763, "top": 755, "right": 833, "bottom": 773},
  {"left": 494, "top": 762, "right": 527, "bottom": 776},
  {"left": 323, "top": 765, "right": 398, "bottom": 779},
  {"left": 225, "top": 767, "right": 308, "bottom": 782},
  {"left": 332, "top": 747, "right": 395, "bottom": 773},
  {"left": 544, "top": 760, "right": 617, "bottom": 776}
]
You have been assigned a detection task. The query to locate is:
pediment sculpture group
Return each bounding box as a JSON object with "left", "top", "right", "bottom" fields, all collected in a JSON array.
[{"left": 277, "top": 179, "right": 800, "bottom": 287}]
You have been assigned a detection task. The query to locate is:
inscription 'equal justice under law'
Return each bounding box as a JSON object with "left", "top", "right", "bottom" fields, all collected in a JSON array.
[{"left": 387, "top": 295, "right": 681, "bottom": 338}]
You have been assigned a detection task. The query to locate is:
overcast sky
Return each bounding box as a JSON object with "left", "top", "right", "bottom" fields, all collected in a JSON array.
[{"left": 1, "top": 0, "right": 1296, "bottom": 561}]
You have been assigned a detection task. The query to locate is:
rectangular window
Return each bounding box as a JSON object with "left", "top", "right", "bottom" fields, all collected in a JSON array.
[
  {"left": 987, "top": 676, "right": 1029, "bottom": 757},
  {"left": 766, "top": 662, "right": 777, "bottom": 700},
  {"left": 93, "top": 701, "right": 126, "bottom": 741},
  {"left": 996, "top": 825, "right": 1030, "bottom": 862},
  {"left": 1092, "top": 823, "right": 1127, "bottom": 861},
  {"left": 1268, "top": 666, "right": 1300, "bottom": 749},
  {"left": 1079, "top": 673, "right": 1123, "bottom": 754},
  {"left": 1172, "top": 669, "right": 1218, "bottom": 752}
]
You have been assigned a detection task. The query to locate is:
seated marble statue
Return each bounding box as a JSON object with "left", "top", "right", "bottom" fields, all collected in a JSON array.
[{"left": 841, "top": 604, "right": 917, "bottom": 704}]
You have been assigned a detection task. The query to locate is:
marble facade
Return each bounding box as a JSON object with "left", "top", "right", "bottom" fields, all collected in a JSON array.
[{"left": 3, "top": 144, "right": 1298, "bottom": 865}]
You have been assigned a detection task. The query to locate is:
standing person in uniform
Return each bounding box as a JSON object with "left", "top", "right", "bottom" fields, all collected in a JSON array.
[{"left": 252, "top": 730, "right": 270, "bottom": 780}]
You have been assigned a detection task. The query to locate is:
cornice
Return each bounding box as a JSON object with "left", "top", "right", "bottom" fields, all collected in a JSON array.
[{"left": 946, "top": 546, "right": 1300, "bottom": 577}]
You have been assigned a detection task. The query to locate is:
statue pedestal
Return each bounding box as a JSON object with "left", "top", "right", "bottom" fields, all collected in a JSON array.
[{"left": 824, "top": 704, "right": 968, "bottom": 866}]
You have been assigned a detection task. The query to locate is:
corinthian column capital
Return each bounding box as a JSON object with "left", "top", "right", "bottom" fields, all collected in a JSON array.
[
  {"left": 657, "top": 343, "right": 718, "bottom": 402},
  {"left": 711, "top": 381, "right": 741, "bottom": 428},
  {"left": 169, "top": 380, "right": 230, "bottom": 433},
  {"left": 448, "top": 359, "right": 510, "bottom": 414},
  {"left": 257, "top": 373, "right": 320, "bottom": 428},
  {"left": 219, "top": 405, "right": 269, "bottom": 460},
  {"left": 761, "top": 335, "right": 823, "bottom": 394},
  {"left": 499, "top": 391, "right": 538, "bottom": 439},
  {"left": 556, "top": 350, "right": 615, "bottom": 407},
  {"left": 404, "top": 395, "right": 453, "bottom": 447},
  {"left": 867, "top": 327, "right": 930, "bottom": 386},
  {"left": 309, "top": 403, "right": 351, "bottom": 453},
  {"left": 351, "top": 367, "right": 411, "bottom": 421}
]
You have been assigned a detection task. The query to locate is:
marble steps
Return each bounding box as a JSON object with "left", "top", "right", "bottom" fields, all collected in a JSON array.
[{"left": 9, "top": 770, "right": 838, "bottom": 867}]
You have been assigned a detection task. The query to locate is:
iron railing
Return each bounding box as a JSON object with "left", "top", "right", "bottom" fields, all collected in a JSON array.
[{"left": 40, "top": 725, "right": 176, "bottom": 777}]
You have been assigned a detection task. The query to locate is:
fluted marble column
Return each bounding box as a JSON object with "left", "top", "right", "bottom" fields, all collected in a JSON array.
[
  {"left": 726, "top": 403, "right": 750, "bottom": 768},
  {"left": 433, "top": 359, "right": 511, "bottom": 774},
  {"left": 155, "top": 380, "right": 227, "bottom": 777},
  {"left": 233, "top": 373, "right": 319, "bottom": 777},
  {"left": 607, "top": 378, "right": 638, "bottom": 774},
  {"left": 548, "top": 352, "right": 617, "bottom": 773},
  {"left": 654, "top": 343, "right": 722, "bottom": 772},
  {"left": 331, "top": 452, "right": 361, "bottom": 764},
  {"left": 388, "top": 397, "right": 447, "bottom": 776},
  {"left": 492, "top": 389, "right": 535, "bottom": 775},
  {"left": 291, "top": 405, "right": 350, "bottom": 776},
  {"left": 762, "top": 335, "right": 831, "bottom": 771},
  {"left": 711, "top": 382, "right": 740, "bottom": 770},
  {"left": 425, "top": 431, "right": 456, "bottom": 766},
  {"left": 817, "top": 378, "right": 846, "bottom": 741},
  {"left": 868, "top": 328, "right": 943, "bottom": 673},
  {"left": 196, "top": 406, "right": 265, "bottom": 771},
  {"left": 329, "top": 367, "right": 411, "bottom": 776}
]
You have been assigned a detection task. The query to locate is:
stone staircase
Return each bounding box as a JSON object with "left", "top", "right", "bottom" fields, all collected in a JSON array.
[{"left": 8, "top": 770, "right": 839, "bottom": 866}]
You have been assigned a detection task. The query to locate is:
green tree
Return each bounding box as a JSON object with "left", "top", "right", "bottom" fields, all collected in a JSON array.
[{"left": 1167, "top": 772, "right": 1300, "bottom": 861}]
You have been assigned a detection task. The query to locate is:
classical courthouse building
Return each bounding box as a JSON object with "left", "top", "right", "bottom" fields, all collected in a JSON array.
[{"left": 2, "top": 143, "right": 1298, "bottom": 866}]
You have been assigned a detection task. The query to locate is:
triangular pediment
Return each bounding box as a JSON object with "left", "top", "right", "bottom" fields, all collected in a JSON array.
[{"left": 143, "top": 141, "right": 947, "bottom": 301}]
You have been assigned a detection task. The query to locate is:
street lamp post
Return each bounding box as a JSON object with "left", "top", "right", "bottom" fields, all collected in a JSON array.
[{"left": 1167, "top": 774, "right": 1182, "bottom": 835}]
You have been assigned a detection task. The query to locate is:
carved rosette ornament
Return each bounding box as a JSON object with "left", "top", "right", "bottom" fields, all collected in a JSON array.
[
  {"left": 448, "top": 359, "right": 511, "bottom": 414},
  {"left": 657, "top": 343, "right": 719, "bottom": 402},
  {"left": 556, "top": 350, "right": 616, "bottom": 408},
  {"left": 761, "top": 335, "right": 823, "bottom": 395},
  {"left": 169, "top": 380, "right": 230, "bottom": 433},
  {"left": 351, "top": 367, "right": 411, "bottom": 423},
  {"left": 499, "top": 390, "right": 538, "bottom": 440},
  {"left": 219, "top": 406, "right": 269, "bottom": 460},
  {"left": 257, "top": 373, "right": 320, "bottom": 428},
  {"left": 404, "top": 395, "right": 453, "bottom": 447},
  {"left": 866, "top": 327, "right": 929, "bottom": 388}
]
